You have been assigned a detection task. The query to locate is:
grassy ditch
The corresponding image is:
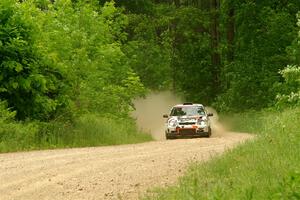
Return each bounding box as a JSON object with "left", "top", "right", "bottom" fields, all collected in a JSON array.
[
  {"left": 0, "top": 114, "right": 152, "bottom": 153},
  {"left": 145, "top": 108, "right": 300, "bottom": 199}
]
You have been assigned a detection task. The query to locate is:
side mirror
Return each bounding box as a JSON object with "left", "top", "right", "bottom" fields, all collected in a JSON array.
[
  {"left": 163, "top": 114, "right": 169, "bottom": 118},
  {"left": 207, "top": 113, "right": 214, "bottom": 117}
]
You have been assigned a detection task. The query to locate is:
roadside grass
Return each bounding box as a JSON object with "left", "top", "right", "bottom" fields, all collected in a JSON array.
[
  {"left": 0, "top": 114, "right": 152, "bottom": 153},
  {"left": 145, "top": 108, "right": 300, "bottom": 200}
]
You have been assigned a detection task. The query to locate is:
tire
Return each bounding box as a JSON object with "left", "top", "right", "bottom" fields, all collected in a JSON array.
[
  {"left": 207, "top": 127, "right": 212, "bottom": 138},
  {"left": 166, "top": 134, "right": 175, "bottom": 140},
  {"left": 166, "top": 134, "right": 170, "bottom": 140}
]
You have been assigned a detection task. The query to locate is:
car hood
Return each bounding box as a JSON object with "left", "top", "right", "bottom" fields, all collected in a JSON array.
[{"left": 169, "top": 115, "right": 205, "bottom": 123}]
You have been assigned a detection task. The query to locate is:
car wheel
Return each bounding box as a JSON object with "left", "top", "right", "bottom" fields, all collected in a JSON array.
[
  {"left": 166, "top": 134, "right": 170, "bottom": 140},
  {"left": 166, "top": 134, "right": 175, "bottom": 140},
  {"left": 206, "top": 127, "right": 212, "bottom": 138}
]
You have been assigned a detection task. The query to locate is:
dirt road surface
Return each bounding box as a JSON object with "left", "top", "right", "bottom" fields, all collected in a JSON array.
[{"left": 0, "top": 132, "right": 252, "bottom": 200}]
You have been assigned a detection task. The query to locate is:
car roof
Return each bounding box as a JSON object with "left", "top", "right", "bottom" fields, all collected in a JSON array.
[{"left": 173, "top": 103, "right": 204, "bottom": 107}]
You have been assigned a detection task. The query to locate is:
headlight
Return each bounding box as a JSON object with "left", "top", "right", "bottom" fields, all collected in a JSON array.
[
  {"left": 197, "top": 117, "right": 207, "bottom": 126},
  {"left": 168, "top": 119, "right": 178, "bottom": 127},
  {"left": 199, "top": 121, "right": 207, "bottom": 126}
]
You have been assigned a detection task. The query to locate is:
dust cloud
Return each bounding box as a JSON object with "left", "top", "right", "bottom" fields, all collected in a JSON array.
[
  {"left": 206, "top": 107, "right": 228, "bottom": 137},
  {"left": 131, "top": 91, "right": 183, "bottom": 140},
  {"left": 132, "top": 91, "right": 228, "bottom": 140}
]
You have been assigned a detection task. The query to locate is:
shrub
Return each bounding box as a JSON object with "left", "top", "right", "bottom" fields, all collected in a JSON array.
[{"left": 276, "top": 65, "right": 300, "bottom": 108}]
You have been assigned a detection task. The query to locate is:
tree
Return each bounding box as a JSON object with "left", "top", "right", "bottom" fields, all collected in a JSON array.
[
  {"left": 0, "top": 0, "right": 69, "bottom": 120},
  {"left": 210, "top": 0, "right": 221, "bottom": 96}
]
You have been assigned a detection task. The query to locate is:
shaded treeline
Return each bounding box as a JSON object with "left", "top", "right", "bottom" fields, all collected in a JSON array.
[{"left": 99, "top": 0, "right": 300, "bottom": 111}]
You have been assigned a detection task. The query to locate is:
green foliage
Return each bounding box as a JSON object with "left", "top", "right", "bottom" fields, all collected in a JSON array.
[
  {"left": 0, "top": 113, "right": 152, "bottom": 153},
  {"left": 215, "top": 1, "right": 300, "bottom": 111},
  {"left": 99, "top": 0, "right": 154, "bottom": 14},
  {"left": 124, "top": 6, "right": 174, "bottom": 90},
  {"left": 145, "top": 108, "right": 300, "bottom": 200},
  {"left": 0, "top": 0, "right": 150, "bottom": 152},
  {"left": 67, "top": 114, "right": 152, "bottom": 146},
  {"left": 123, "top": 3, "right": 215, "bottom": 104},
  {"left": 170, "top": 6, "right": 212, "bottom": 104},
  {"left": 275, "top": 14, "right": 300, "bottom": 108},
  {"left": 33, "top": 0, "right": 145, "bottom": 117},
  {"left": 0, "top": 0, "right": 69, "bottom": 120},
  {"left": 0, "top": 101, "right": 16, "bottom": 122},
  {"left": 274, "top": 171, "right": 300, "bottom": 199},
  {"left": 1, "top": 0, "right": 300, "bottom": 152},
  {"left": 276, "top": 65, "right": 300, "bottom": 108},
  {"left": 0, "top": 101, "right": 39, "bottom": 152},
  {"left": 35, "top": 114, "right": 152, "bottom": 149},
  {"left": 1, "top": 0, "right": 145, "bottom": 120},
  {"left": 0, "top": 100, "right": 151, "bottom": 153},
  {"left": 120, "top": 0, "right": 300, "bottom": 109},
  {"left": 281, "top": 65, "right": 300, "bottom": 84}
]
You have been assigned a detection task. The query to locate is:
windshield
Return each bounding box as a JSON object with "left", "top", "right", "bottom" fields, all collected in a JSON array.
[{"left": 170, "top": 106, "right": 205, "bottom": 116}]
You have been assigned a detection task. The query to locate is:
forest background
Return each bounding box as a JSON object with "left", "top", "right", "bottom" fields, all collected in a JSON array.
[{"left": 1, "top": 0, "right": 300, "bottom": 152}]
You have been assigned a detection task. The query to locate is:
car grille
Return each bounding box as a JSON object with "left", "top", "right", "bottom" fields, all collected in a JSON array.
[
  {"left": 179, "top": 129, "right": 196, "bottom": 135},
  {"left": 179, "top": 122, "right": 196, "bottom": 125}
]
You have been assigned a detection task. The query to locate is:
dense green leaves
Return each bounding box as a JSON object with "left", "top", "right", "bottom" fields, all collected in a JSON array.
[
  {"left": 0, "top": 0, "right": 147, "bottom": 120},
  {"left": 217, "top": 1, "right": 299, "bottom": 110},
  {"left": 124, "top": 11, "right": 173, "bottom": 89},
  {"left": 112, "top": 0, "right": 300, "bottom": 110},
  {"left": 0, "top": 0, "right": 150, "bottom": 151},
  {"left": 1, "top": 0, "right": 299, "bottom": 116},
  {"left": 0, "top": 0, "right": 69, "bottom": 120},
  {"left": 273, "top": 14, "right": 300, "bottom": 108}
]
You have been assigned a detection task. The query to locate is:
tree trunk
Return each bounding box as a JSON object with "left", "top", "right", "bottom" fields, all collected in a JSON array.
[
  {"left": 174, "top": 0, "right": 180, "bottom": 7},
  {"left": 227, "top": 7, "right": 235, "bottom": 62},
  {"left": 210, "top": 0, "right": 221, "bottom": 96}
]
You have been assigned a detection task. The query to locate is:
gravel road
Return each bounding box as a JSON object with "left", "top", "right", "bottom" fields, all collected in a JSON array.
[{"left": 0, "top": 132, "right": 252, "bottom": 200}]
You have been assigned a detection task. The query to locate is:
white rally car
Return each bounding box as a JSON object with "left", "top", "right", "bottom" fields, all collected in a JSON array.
[{"left": 163, "top": 103, "right": 213, "bottom": 139}]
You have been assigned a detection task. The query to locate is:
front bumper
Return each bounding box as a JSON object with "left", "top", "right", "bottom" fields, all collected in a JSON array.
[{"left": 166, "top": 124, "right": 209, "bottom": 137}]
